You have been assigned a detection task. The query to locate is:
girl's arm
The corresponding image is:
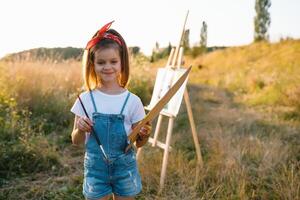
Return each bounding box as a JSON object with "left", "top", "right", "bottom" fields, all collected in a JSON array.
[
  {"left": 132, "top": 122, "right": 152, "bottom": 148},
  {"left": 71, "top": 115, "right": 92, "bottom": 145}
]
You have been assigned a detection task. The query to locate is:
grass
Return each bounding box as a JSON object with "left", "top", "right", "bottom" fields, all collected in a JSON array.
[{"left": 0, "top": 40, "right": 299, "bottom": 199}]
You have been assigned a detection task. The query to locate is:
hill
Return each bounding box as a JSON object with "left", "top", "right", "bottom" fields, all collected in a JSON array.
[
  {"left": 1, "top": 47, "right": 83, "bottom": 62},
  {"left": 182, "top": 39, "right": 300, "bottom": 120},
  {"left": 0, "top": 46, "right": 145, "bottom": 62}
]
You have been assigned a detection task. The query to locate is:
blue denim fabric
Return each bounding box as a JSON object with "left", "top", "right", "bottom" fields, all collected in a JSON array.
[{"left": 83, "top": 91, "right": 142, "bottom": 199}]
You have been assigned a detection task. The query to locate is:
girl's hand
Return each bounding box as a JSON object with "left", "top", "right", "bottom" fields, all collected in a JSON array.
[
  {"left": 138, "top": 122, "right": 152, "bottom": 139},
  {"left": 132, "top": 122, "right": 152, "bottom": 148},
  {"left": 136, "top": 122, "right": 152, "bottom": 148},
  {"left": 77, "top": 116, "right": 94, "bottom": 133}
]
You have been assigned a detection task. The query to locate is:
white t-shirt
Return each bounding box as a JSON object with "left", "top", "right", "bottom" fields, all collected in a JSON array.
[{"left": 70, "top": 89, "right": 145, "bottom": 135}]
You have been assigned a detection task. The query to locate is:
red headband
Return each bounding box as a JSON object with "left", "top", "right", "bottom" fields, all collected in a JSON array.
[{"left": 85, "top": 21, "right": 122, "bottom": 50}]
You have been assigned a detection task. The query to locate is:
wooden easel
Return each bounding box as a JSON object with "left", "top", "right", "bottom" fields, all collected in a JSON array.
[{"left": 137, "top": 11, "right": 203, "bottom": 193}]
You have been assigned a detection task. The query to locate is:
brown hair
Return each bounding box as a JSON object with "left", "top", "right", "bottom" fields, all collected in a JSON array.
[{"left": 83, "top": 29, "right": 129, "bottom": 90}]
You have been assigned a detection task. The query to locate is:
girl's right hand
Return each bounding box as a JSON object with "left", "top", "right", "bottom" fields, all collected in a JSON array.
[{"left": 77, "top": 116, "right": 94, "bottom": 133}]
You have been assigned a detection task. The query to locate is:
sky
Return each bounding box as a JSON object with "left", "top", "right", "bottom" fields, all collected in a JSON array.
[{"left": 0, "top": 0, "right": 299, "bottom": 58}]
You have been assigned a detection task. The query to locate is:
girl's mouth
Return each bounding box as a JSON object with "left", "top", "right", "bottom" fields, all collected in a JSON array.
[{"left": 102, "top": 71, "right": 114, "bottom": 75}]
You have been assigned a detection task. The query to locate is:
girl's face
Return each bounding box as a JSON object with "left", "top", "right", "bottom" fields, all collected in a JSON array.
[{"left": 93, "top": 47, "right": 121, "bottom": 85}]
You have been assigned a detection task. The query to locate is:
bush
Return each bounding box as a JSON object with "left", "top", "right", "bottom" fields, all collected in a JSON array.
[
  {"left": 0, "top": 142, "right": 60, "bottom": 180},
  {"left": 0, "top": 92, "right": 61, "bottom": 183},
  {"left": 127, "top": 77, "right": 153, "bottom": 105},
  {"left": 189, "top": 46, "right": 206, "bottom": 58},
  {"left": 150, "top": 47, "right": 171, "bottom": 63}
]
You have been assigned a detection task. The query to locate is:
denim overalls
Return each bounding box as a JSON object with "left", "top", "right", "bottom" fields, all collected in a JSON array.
[{"left": 83, "top": 91, "right": 142, "bottom": 199}]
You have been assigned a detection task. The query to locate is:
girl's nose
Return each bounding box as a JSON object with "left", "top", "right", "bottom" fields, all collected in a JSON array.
[{"left": 103, "top": 64, "right": 112, "bottom": 69}]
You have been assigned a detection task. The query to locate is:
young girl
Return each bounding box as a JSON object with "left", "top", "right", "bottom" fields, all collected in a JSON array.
[{"left": 70, "top": 21, "right": 151, "bottom": 200}]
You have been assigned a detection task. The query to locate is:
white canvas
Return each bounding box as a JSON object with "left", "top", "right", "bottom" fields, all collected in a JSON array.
[{"left": 147, "top": 67, "right": 189, "bottom": 117}]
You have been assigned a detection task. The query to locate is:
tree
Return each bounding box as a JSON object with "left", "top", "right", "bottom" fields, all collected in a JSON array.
[
  {"left": 155, "top": 41, "right": 160, "bottom": 51},
  {"left": 150, "top": 42, "right": 171, "bottom": 62},
  {"left": 130, "top": 46, "right": 140, "bottom": 55},
  {"left": 254, "top": 0, "right": 271, "bottom": 42},
  {"left": 182, "top": 29, "right": 190, "bottom": 49},
  {"left": 200, "top": 21, "right": 208, "bottom": 51},
  {"left": 167, "top": 42, "right": 172, "bottom": 54}
]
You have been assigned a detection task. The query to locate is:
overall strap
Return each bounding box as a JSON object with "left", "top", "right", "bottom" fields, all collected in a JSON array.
[
  {"left": 120, "top": 92, "right": 130, "bottom": 115},
  {"left": 89, "top": 90, "right": 98, "bottom": 113}
]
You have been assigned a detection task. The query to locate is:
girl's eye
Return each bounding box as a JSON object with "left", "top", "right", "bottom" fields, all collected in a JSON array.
[
  {"left": 97, "top": 61, "right": 105, "bottom": 65},
  {"left": 111, "top": 61, "right": 118, "bottom": 64}
]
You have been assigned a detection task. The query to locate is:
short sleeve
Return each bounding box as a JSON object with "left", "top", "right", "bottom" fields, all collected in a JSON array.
[
  {"left": 130, "top": 97, "right": 145, "bottom": 124},
  {"left": 70, "top": 98, "right": 85, "bottom": 118}
]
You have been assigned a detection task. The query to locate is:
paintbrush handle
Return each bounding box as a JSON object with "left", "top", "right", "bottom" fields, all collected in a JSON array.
[{"left": 77, "top": 94, "right": 108, "bottom": 159}]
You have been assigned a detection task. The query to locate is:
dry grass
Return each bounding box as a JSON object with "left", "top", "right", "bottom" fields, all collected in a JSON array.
[
  {"left": 0, "top": 40, "right": 299, "bottom": 199},
  {"left": 186, "top": 40, "right": 300, "bottom": 110}
]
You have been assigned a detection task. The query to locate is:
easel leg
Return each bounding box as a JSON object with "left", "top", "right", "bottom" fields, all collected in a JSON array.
[
  {"left": 184, "top": 89, "right": 203, "bottom": 186},
  {"left": 137, "top": 114, "right": 163, "bottom": 160},
  {"left": 166, "top": 48, "right": 175, "bottom": 67},
  {"left": 159, "top": 117, "right": 174, "bottom": 193},
  {"left": 152, "top": 114, "right": 163, "bottom": 147},
  {"left": 136, "top": 147, "right": 142, "bottom": 160}
]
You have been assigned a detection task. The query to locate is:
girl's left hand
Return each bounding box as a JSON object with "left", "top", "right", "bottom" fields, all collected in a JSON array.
[{"left": 138, "top": 122, "right": 152, "bottom": 139}]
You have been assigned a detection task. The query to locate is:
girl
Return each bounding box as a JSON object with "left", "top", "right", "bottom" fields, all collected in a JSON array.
[{"left": 70, "top": 21, "right": 151, "bottom": 200}]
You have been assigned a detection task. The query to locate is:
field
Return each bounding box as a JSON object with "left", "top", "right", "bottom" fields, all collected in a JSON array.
[{"left": 0, "top": 39, "right": 299, "bottom": 199}]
